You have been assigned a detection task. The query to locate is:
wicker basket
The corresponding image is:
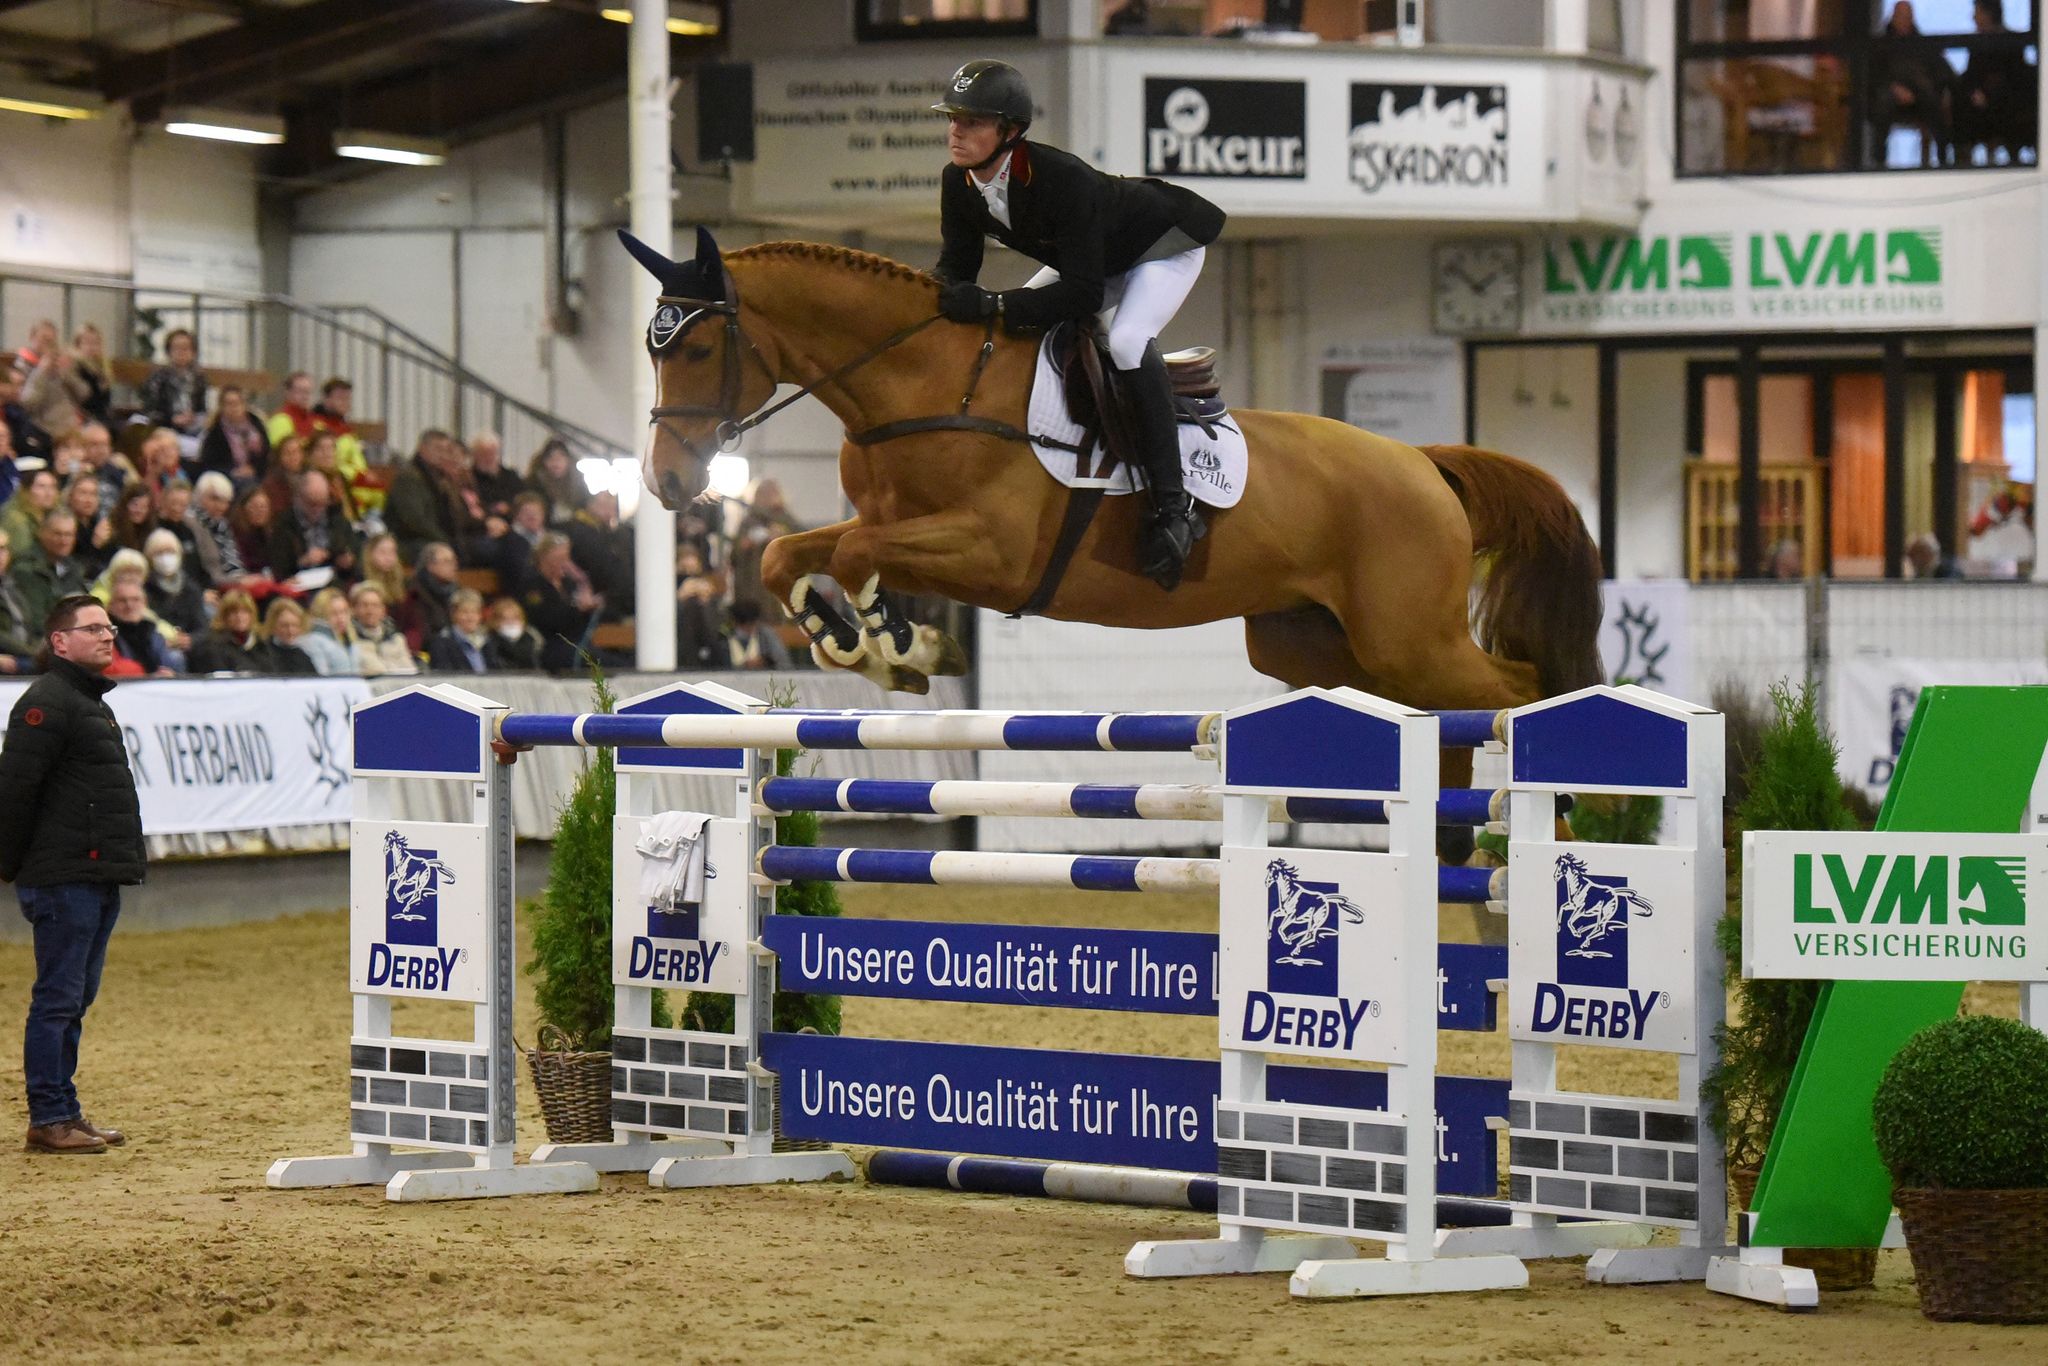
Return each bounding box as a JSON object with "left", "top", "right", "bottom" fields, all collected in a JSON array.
[
  {"left": 1729, "top": 1166, "right": 1879, "bottom": 1291},
  {"left": 524, "top": 1024, "right": 616, "bottom": 1146},
  {"left": 1894, "top": 1187, "right": 2048, "bottom": 1323}
]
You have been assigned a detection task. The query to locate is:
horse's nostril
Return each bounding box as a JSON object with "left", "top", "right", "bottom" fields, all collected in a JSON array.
[{"left": 661, "top": 470, "right": 690, "bottom": 510}]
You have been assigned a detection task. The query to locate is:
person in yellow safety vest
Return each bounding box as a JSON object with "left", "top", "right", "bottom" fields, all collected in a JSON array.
[{"left": 310, "top": 377, "right": 383, "bottom": 516}]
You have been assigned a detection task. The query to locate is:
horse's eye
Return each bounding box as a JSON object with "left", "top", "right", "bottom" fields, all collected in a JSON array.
[{"left": 682, "top": 344, "right": 713, "bottom": 362}]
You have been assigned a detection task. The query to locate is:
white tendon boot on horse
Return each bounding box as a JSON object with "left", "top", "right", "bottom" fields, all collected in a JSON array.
[
  {"left": 787, "top": 576, "right": 929, "bottom": 693},
  {"left": 850, "top": 574, "right": 969, "bottom": 678}
]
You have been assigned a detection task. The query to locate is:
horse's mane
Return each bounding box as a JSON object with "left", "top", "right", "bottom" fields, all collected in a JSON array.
[{"left": 727, "top": 240, "right": 938, "bottom": 290}]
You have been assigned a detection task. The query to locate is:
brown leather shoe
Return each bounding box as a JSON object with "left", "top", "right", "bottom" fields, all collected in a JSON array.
[
  {"left": 25, "top": 1122, "right": 106, "bottom": 1154},
  {"left": 73, "top": 1117, "right": 125, "bottom": 1147}
]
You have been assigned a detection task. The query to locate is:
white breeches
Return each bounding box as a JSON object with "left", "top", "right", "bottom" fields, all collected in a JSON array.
[{"left": 1024, "top": 245, "right": 1204, "bottom": 370}]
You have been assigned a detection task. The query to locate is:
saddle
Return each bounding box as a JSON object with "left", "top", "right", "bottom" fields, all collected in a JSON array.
[{"left": 1044, "top": 321, "right": 1229, "bottom": 466}]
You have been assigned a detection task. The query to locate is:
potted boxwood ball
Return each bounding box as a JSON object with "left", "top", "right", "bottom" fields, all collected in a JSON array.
[{"left": 1873, "top": 1014, "right": 2048, "bottom": 1323}]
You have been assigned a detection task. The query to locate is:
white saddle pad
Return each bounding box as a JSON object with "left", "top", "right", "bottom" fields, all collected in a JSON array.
[{"left": 1026, "top": 335, "right": 1247, "bottom": 509}]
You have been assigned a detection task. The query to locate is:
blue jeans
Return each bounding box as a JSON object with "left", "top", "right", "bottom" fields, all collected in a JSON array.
[{"left": 18, "top": 883, "right": 121, "bottom": 1128}]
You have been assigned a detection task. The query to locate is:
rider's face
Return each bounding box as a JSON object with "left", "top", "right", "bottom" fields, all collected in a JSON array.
[{"left": 946, "top": 113, "right": 1002, "bottom": 168}]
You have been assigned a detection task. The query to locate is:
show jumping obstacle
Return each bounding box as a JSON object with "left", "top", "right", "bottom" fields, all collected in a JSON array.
[
  {"left": 272, "top": 678, "right": 1728, "bottom": 1299},
  {"left": 492, "top": 678, "right": 1721, "bottom": 1298}
]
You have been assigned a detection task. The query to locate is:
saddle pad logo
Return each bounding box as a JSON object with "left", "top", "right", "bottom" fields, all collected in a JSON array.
[
  {"left": 1553, "top": 852, "right": 1651, "bottom": 989},
  {"left": 1265, "top": 857, "right": 1363, "bottom": 997},
  {"left": 384, "top": 830, "right": 454, "bottom": 947}
]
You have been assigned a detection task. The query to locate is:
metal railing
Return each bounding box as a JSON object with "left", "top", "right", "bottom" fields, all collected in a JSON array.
[{"left": 0, "top": 269, "right": 631, "bottom": 468}]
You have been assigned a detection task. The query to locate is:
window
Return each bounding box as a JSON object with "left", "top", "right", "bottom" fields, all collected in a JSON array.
[
  {"left": 858, "top": 0, "right": 1037, "bottom": 41},
  {"left": 1678, "top": 0, "right": 2040, "bottom": 174}
]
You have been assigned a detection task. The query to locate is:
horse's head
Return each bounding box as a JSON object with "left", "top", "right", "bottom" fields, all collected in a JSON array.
[
  {"left": 1266, "top": 857, "right": 1299, "bottom": 887},
  {"left": 1554, "top": 851, "right": 1588, "bottom": 878},
  {"left": 619, "top": 226, "right": 779, "bottom": 512}
]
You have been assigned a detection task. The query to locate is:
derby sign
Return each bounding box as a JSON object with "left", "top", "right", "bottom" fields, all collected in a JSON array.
[{"left": 1742, "top": 831, "right": 2048, "bottom": 982}]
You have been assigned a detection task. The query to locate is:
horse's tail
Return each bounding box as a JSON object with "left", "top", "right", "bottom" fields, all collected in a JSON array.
[{"left": 1420, "top": 443, "right": 1605, "bottom": 698}]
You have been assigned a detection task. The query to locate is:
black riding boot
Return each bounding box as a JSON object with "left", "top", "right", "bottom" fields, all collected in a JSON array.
[{"left": 1120, "top": 342, "right": 1203, "bottom": 590}]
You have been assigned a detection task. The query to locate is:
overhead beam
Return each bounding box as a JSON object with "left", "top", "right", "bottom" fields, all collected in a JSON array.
[
  {"left": 99, "top": 0, "right": 508, "bottom": 106},
  {"left": 0, "top": 29, "right": 107, "bottom": 74}
]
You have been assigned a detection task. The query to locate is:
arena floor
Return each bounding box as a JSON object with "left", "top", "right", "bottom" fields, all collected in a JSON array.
[{"left": 0, "top": 883, "right": 2037, "bottom": 1364}]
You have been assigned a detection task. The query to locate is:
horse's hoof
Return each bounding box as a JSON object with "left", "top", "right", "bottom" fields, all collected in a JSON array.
[
  {"left": 887, "top": 666, "right": 931, "bottom": 695},
  {"left": 931, "top": 630, "right": 969, "bottom": 676}
]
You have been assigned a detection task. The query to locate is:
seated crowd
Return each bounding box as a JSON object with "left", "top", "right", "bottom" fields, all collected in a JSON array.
[{"left": 0, "top": 319, "right": 816, "bottom": 679}]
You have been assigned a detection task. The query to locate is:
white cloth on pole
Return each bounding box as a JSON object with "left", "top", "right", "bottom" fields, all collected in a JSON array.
[{"left": 636, "top": 811, "right": 713, "bottom": 909}]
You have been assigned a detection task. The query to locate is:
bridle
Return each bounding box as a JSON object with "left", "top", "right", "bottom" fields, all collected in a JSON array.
[{"left": 643, "top": 287, "right": 947, "bottom": 508}]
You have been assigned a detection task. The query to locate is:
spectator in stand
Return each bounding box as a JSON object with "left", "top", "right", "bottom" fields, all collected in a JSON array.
[
  {"left": 359, "top": 532, "right": 406, "bottom": 607},
  {"left": 675, "top": 544, "right": 724, "bottom": 670},
  {"left": 304, "top": 430, "right": 359, "bottom": 523},
  {"left": 426, "top": 588, "right": 494, "bottom": 673},
  {"left": 311, "top": 378, "right": 371, "bottom": 507},
  {"left": 568, "top": 491, "right": 632, "bottom": 615},
  {"left": 92, "top": 550, "right": 192, "bottom": 666},
  {"left": 109, "top": 480, "right": 158, "bottom": 558},
  {"left": 63, "top": 473, "right": 112, "bottom": 582},
  {"left": 467, "top": 431, "right": 527, "bottom": 522},
  {"left": 19, "top": 326, "right": 84, "bottom": 441},
  {"left": 65, "top": 325, "right": 111, "bottom": 429},
  {"left": 185, "top": 472, "right": 245, "bottom": 589},
  {"left": 156, "top": 479, "right": 200, "bottom": 571},
  {"left": 494, "top": 491, "right": 548, "bottom": 593},
  {"left": 139, "top": 329, "right": 207, "bottom": 460},
  {"left": 255, "top": 597, "right": 317, "bottom": 675},
  {"left": 487, "top": 596, "right": 543, "bottom": 671},
  {"left": 45, "top": 430, "right": 84, "bottom": 484},
  {"left": 521, "top": 532, "right": 599, "bottom": 673},
  {"left": 1, "top": 368, "right": 49, "bottom": 463},
  {"left": 0, "top": 417, "right": 18, "bottom": 504},
  {"left": 260, "top": 433, "right": 306, "bottom": 516},
  {"left": 302, "top": 587, "right": 358, "bottom": 676},
  {"left": 387, "top": 429, "right": 485, "bottom": 564},
  {"left": 729, "top": 479, "right": 802, "bottom": 617},
  {"left": 135, "top": 427, "right": 182, "bottom": 494},
  {"left": 265, "top": 371, "right": 318, "bottom": 448},
  {"left": 525, "top": 437, "right": 587, "bottom": 526},
  {"left": 0, "top": 530, "right": 36, "bottom": 674},
  {"left": 186, "top": 590, "right": 262, "bottom": 674},
  {"left": 11, "top": 319, "right": 56, "bottom": 380},
  {"left": 14, "top": 510, "right": 87, "bottom": 627},
  {"left": 104, "top": 576, "right": 175, "bottom": 678},
  {"left": 229, "top": 486, "right": 277, "bottom": 581},
  {"left": 398, "top": 541, "right": 461, "bottom": 651},
  {"left": 143, "top": 528, "right": 207, "bottom": 635},
  {"left": 197, "top": 386, "right": 270, "bottom": 489},
  {"left": 76, "top": 423, "right": 126, "bottom": 515},
  {"left": 726, "top": 600, "right": 792, "bottom": 671},
  {"left": 346, "top": 582, "right": 418, "bottom": 677},
  {"left": 268, "top": 469, "right": 360, "bottom": 586},
  {"left": 0, "top": 466, "right": 60, "bottom": 561}
]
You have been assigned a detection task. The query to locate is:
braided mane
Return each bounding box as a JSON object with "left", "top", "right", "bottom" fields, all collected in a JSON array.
[{"left": 727, "top": 240, "right": 938, "bottom": 289}]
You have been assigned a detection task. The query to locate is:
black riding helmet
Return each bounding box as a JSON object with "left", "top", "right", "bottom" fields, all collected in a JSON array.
[{"left": 931, "top": 59, "right": 1034, "bottom": 130}]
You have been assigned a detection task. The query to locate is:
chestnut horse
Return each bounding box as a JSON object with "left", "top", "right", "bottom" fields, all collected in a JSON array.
[{"left": 624, "top": 229, "right": 1603, "bottom": 742}]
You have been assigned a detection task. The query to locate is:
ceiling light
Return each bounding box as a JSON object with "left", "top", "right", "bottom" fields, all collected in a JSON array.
[
  {"left": 163, "top": 108, "right": 284, "bottom": 145},
  {"left": 334, "top": 131, "right": 448, "bottom": 166},
  {"left": 599, "top": 2, "right": 719, "bottom": 36},
  {"left": 0, "top": 95, "right": 96, "bottom": 120}
]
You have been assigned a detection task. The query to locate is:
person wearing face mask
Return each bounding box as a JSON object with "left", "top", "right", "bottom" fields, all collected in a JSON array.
[
  {"left": 141, "top": 528, "right": 205, "bottom": 635},
  {"left": 301, "top": 587, "right": 358, "bottom": 676},
  {"left": 485, "top": 596, "right": 543, "bottom": 671},
  {"left": 426, "top": 589, "right": 494, "bottom": 673},
  {"left": 185, "top": 590, "right": 262, "bottom": 674}
]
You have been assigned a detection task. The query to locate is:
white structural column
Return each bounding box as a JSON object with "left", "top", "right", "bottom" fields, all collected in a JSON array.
[
  {"left": 630, "top": 0, "right": 679, "bottom": 669},
  {"left": 1545, "top": 0, "right": 1589, "bottom": 54}
]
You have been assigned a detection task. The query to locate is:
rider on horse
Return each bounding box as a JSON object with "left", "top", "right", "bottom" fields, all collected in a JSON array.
[{"left": 929, "top": 58, "right": 1227, "bottom": 591}]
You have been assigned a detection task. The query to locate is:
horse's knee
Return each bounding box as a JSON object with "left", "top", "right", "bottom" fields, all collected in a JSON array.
[{"left": 759, "top": 540, "right": 803, "bottom": 605}]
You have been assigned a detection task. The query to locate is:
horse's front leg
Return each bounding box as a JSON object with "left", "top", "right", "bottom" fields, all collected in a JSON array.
[
  {"left": 759, "top": 519, "right": 900, "bottom": 686},
  {"left": 826, "top": 511, "right": 999, "bottom": 689}
]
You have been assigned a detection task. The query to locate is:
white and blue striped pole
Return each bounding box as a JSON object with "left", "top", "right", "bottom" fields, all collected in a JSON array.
[
  {"left": 757, "top": 777, "right": 1503, "bottom": 827},
  {"left": 497, "top": 709, "right": 1221, "bottom": 753}
]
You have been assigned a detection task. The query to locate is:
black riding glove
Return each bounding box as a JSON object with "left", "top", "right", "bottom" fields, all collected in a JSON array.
[{"left": 938, "top": 281, "right": 997, "bottom": 323}]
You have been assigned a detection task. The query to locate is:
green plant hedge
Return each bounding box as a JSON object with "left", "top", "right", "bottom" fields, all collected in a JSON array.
[{"left": 1873, "top": 1014, "right": 2048, "bottom": 1190}]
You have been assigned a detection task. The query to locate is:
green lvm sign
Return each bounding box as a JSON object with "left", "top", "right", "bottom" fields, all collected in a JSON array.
[
  {"left": 1536, "top": 226, "right": 1946, "bottom": 327},
  {"left": 1743, "top": 832, "right": 2047, "bottom": 982}
]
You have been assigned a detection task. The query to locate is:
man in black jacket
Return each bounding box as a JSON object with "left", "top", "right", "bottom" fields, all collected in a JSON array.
[
  {"left": 931, "top": 58, "right": 1226, "bottom": 589},
  {"left": 0, "top": 594, "right": 143, "bottom": 1153}
]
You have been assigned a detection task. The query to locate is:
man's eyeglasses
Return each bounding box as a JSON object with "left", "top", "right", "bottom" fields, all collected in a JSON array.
[{"left": 58, "top": 624, "right": 116, "bottom": 638}]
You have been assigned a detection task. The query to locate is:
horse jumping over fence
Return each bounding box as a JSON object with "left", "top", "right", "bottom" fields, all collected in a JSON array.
[{"left": 620, "top": 230, "right": 1604, "bottom": 751}]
